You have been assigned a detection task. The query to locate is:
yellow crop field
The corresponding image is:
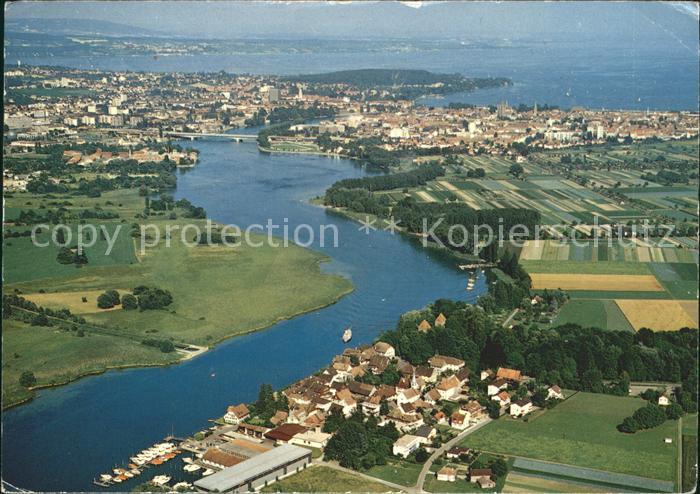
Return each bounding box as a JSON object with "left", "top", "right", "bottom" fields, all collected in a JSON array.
[
  {"left": 616, "top": 299, "right": 699, "bottom": 331},
  {"left": 24, "top": 289, "right": 130, "bottom": 314},
  {"left": 530, "top": 273, "right": 664, "bottom": 291},
  {"left": 415, "top": 190, "right": 437, "bottom": 202}
]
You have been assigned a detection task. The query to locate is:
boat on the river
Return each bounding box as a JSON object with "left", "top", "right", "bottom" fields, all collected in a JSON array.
[
  {"left": 342, "top": 327, "right": 352, "bottom": 343},
  {"left": 184, "top": 463, "right": 201, "bottom": 473}
]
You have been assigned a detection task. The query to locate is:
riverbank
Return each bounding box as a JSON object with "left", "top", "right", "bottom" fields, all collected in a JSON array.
[{"left": 3, "top": 187, "right": 355, "bottom": 409}]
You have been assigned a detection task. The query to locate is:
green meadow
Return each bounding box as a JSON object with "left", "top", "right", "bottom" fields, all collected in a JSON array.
[
  {"left": 461, "top": 392, "right": 680, "bottom": 482},
  {"left": 3, "top": 188, "right": 354, "bottom": 407}
]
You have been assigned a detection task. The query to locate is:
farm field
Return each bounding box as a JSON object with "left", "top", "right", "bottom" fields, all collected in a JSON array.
[
  {"left": 260, "top": 465, "right": 390, "bottom": 493},
  {"left": 1, "top": 319, "right": 178, "bottom": 409},
  {"left": 460, "top": 392, "right": 680, "bottom": 482},
  {"left": 552, "top": 299, "right": 634, "bottom": 332},
  {"left": 615, "top": 299, "right": 699, "bottom": 331},
  {"left": 503, "top": 472, "right": 609, "bottom": 493},
  {"left": 424, "top": 476, "right": 482, "bottom": 493},
  {"left": 519, "top": 240, "right": 698, "bottom": 265},
  {"left": 530, "top": 273, "right": 664, "bottom": 292}
]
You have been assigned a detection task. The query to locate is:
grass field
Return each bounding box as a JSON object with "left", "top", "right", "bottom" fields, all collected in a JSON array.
[
  {"left": 521, "top": 260, "right": 652, "bottom": 275},
  {"left": 8, "top": 221, "right": 353, "bottom": 345},
  {"left": 552, "top": 299, "right": 634, "bottom": 332},
  {"left": 530, "top": 273, "right": 664, "bottom": 291},
  {"left": 681, "top": 435, "right": 698, "bottom": 492},
  {"left": 260, "top": 465, "right": 390, "bottom": 492},
  {"left": 365, "top": 459, "right": 423, "bottom": 487},
  {"left": 503, "top": 472, "right": 609, "bottom": 493},
  {"left": 1, "top": 319, "right": 178, "bottom": 408},
  {"left": 424, "top": 476, "right": 481, "bottom": 493},
  {"left": 615, "top": 299, "right": 698, "bottom": 331},
  {"left": 461, "top": 392, "right": 679, "bottom": 482}
]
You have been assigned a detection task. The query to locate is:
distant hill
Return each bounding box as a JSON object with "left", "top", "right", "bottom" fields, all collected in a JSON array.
[
  {"left": 5, "top": 17, "right": 168, "bottom": 38},
  {"left": 283, "top": 69, "right": 510, "bottom": 98}
]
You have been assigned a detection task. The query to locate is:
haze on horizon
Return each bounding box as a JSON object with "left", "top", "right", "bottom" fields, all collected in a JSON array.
[{"left": 5, "top": 0, "right": 700, "bottom": 48}]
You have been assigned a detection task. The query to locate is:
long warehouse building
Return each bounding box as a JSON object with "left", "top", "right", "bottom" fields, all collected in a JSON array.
[{"left": 194, "top": 443, "right": 312, "bottom": 492}]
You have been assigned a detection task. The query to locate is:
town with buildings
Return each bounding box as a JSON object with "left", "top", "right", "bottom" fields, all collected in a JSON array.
[{"left": 4, "top": 66, "right": 699, "bottom": 183}]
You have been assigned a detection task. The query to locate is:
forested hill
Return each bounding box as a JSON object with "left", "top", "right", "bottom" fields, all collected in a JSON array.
[{"left": 283, "top": 69, "right": 510, "bottom": 94}]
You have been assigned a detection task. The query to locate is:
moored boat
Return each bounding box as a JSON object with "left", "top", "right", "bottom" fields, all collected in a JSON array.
[{"left": 342, "top": 326, "right": 352, "bottom": 342}]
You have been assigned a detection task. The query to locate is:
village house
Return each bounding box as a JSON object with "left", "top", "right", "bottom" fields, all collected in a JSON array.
[
  {"left": 436, "top": 467, "right": 457, "bottom": 482},
  {"left": 392, "top": 434, "right": 423, "bottom": 458},
  {"left": 450, "top": 411, "right": 469, "bottom": 430},
  {"left": 462, "top": 400, "right": 484, "bottom": 419},
  {"left": 658, "top": 395, "right": 671, "bottom": 406},
  {"left": 424, "top": 388, "right": 442, "bottom": 405},
  {"left": 436, "top": 374, "right": 462, "bottom": 400},
  {"left": 414, "top": 424, "right": 437, "bottom": 443},
  {"left": 470, "top": 468, "right": 495, "bottom": 489},
  {"left": 488, "top": 378, "right": 508, "bottom": 396},
  {"left": 417, "top": 319, "right": 432, "bottom": 332},
  {"left": 264, "top": 423, "right": 307, "bottom": 445},
  {"left": 433, "top": 410, "right": 448, "bottom": 425},
  {"left": 429, "top": 355, "right": 466, "bottom": 373},
  {"left": 397, "top": 387, "right": 421, "bottom": 405},
  {"left": 446, "top": 446, "right": 470, "bottom": 459},
  {"left": 223, "top": 404, "right": 250, "bottom": 425},
  {"left": 492, "top": 390, "right": 511, "bottom": 406},
  {"left": 434, "top": 313, "right": 447, "bottom": 327},
  {"left": 288, "top": 428, "right": 332, "bottom": 449},
  {"left": 510, "top": 398, "right": 534, "bottom": 418},
  {"left": 547, "top": 385, "right": 564, "bottom": 400},
  {"left": 333, "top": 388, "right": 357, "bottom": 416},
  {"left": 373, "top": 341, "right": 396, "bottom": 358},
  {"left": 496, "top": 367, "right": 523, "bottom": 383}
]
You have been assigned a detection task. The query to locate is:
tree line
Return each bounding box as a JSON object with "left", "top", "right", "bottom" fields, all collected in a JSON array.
[{"left": 378, "top": 299, "right": 698, "bottom": 411}]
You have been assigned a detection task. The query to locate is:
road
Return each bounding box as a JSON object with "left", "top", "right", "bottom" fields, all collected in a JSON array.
[{"left": 414, "top": 418, "right": 493, "bottom": 493}]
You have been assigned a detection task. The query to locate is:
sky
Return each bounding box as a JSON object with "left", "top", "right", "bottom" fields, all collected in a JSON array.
[{"left": 5, "top": 1, "right": 700, "bottom": 44}]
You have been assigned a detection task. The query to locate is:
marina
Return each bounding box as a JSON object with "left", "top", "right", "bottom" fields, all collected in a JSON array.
[{"left": 93, "top": 439, "right": 182, "bottom": 488}]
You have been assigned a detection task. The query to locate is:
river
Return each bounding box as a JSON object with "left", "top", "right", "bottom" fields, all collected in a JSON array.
[{"left": 1, "top": 137, "right": 487, "bottom": 492}]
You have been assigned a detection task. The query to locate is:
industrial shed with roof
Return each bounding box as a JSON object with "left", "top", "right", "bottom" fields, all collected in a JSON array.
[{"left": 194, "top": 444, "right": 312, "bottom": 492}]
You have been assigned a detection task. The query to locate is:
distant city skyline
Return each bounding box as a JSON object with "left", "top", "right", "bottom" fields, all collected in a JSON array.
[{"left": 5, "top": 1, "right": 699, "bottom": 45}]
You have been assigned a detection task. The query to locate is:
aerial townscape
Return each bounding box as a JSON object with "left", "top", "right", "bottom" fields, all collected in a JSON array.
[{"left": 1, "top": 2, "right": 699, "bottom": 494}]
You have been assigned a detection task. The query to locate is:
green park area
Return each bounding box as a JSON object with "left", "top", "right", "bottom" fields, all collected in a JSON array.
[
  {"left": 2, "top": 188, "right": 353, "bottom": 408},
  {"left": 261, "top": 465, "right": 389, "bottom": 493},
  {"left": 461, "top": 392, "right": 680, "bottom": 483}
]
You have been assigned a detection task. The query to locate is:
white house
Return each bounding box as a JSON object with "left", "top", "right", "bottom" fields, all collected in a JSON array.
[
  {"left": 437, "top": 467, "right": 457, "bottom": 482},
  {"left": 289, "top": 429, "right": 332, "bottom": 449},
  {"left": 510, "top": 398, "right": 533, "bottom": 417},
  {"left": 450, "top": 411, "right": 469, "bottom": 430},
  {"left": 392, "top": 435, "right": 423, "bottom": 458},
  {"left": 547, "top": 385, "right": 564, "bottom": 400},
  {"left": 436, "top": 375, "right": 462, "bottom": 400},
  {"left": 224, "top": 404, "right": 250, "bottom": 425},
  {"left": 658, "top": 395, "right": 670, "bottom": 406},
  {"left": 487, "top": 378, "right": 508, "bottom": 396},
  {"left": 428, "top": 355, "right": 465, "bottom": 373}
]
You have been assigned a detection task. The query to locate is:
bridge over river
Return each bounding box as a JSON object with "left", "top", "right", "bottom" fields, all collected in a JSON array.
[{"left": 163, "top": 131, "right": 257, "bottom": 141}]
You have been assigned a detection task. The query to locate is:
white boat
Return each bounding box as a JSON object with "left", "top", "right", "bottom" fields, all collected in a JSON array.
[
  {"left": 130, "top": 469, "right": 141, "bottom": 475},
  {"left": 173, "top": 482, "right": 192, "bottom": 490},
  {"left": 151, "top": 475, "right": 171, "bottom": 486},
  {"left": 202, "top": 468, "right": 215, "bottom": 476},
  {"left": 184, "top": 464, "right": 201, "bottom": 473},
  {"left": 112, "top": 477, "right": 123, "bottom": 483},
  {"left": 182, "top": 457, "right": 193, "bottom": 464},
  {"left": 100, "top": 474, "right": 113, "bottom": 482},
  {"left": 342, "top": 327, "right": 352, "bottom": 343}
]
